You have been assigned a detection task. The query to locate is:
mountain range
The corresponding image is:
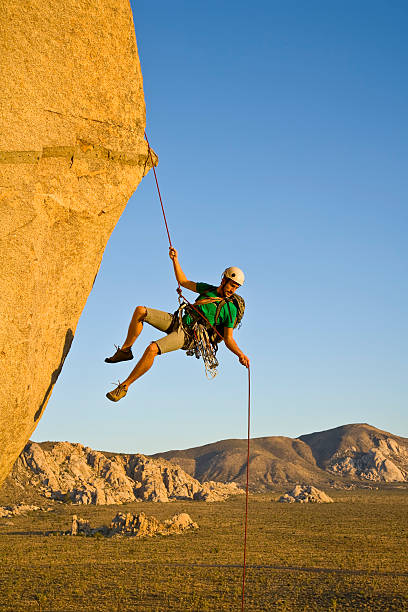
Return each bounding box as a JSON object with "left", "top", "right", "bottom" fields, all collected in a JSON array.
[
  {"left": 1, "top": 423, "right": 407, "bottom": 507},
  {"left": 153, "top": 423, "right": 408, "bottom": 488}
]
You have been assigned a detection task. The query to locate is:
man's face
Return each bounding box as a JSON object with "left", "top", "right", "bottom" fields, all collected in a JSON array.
[{"left": 222, "top": 278, "right": 240, "bottom": 297}]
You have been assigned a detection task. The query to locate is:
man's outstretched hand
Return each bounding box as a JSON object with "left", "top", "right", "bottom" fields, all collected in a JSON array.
[
  {"left": 169, "top": 247, "right": 178, "bottom": 261},
  {"left": 239, "top": 353, "right": 250, "bottom": 368}
]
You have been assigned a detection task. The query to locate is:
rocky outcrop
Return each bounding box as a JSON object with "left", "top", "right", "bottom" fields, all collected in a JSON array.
[
  {"left": 328, "top": 446, "right": 406, "bottom": 482},
  {"left": 300, "top": 425, "right": 408, "bottom": 483},
  {"left": 13, "top": 441, "right": 242, "bottom": 504},
  {"left": 70, "top": 511, "right": 198, "bottom": 538},
  {"left": 193, "top": 481, "right": 244, "bottom": 502},
  {"left": 0, "top": 0, "right": 155, "bottom": 487},
  {"left": 279, "top": 485, "right": 334, "bottom": 504},
  {"left": 0, "top": 503, "right": 52, "bottom": 518},
  {"left": 109, "top": 511, "right": 198, "bottom": 536}
]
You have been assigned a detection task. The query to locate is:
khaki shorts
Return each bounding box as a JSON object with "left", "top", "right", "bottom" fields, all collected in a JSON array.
[{"left": 144, "top": 307, "right": 186, "bottom": 355}]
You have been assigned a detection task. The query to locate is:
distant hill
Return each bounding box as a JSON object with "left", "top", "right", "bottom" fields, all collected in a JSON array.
[
  {"left": 2, "top": 424, "right": 407, "bottom": 506},
  {"left": 153, "top": 423, "right": 408, "bottom": 488}
]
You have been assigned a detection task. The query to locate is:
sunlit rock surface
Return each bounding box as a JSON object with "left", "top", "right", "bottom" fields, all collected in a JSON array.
[
  {"left": 0, "top": 0, "right": 154, "bottom": 486},
  {"left": 70, "top": 511, "right": 199, "bottom": 537},
  {"left": 278, "top": 485, "right": 334, "bottom": 503},
  {"left": 11, "top": 442, "right": 243, "bottom": 504}
]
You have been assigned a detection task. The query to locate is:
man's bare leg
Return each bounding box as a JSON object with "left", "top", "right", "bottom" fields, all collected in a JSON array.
[
  {"left": 105, "top": 306, "right": 147, "bottom": 364},
  {"left": 122, "top": 342, "right": 159, "bottom": 388},
  {"left": 106, "top": 342, "right": 159, "bottom": 401},
  {"left": 122, "top": 306, "right": 147, "bottom": 350}
]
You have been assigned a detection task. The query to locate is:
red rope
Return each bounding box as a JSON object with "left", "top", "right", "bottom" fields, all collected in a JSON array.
[
  {"left": 144, "top": 131, "right": 173, "bottom": 248},
  {"left": 144, "top": 131, "right": 251, "bottom": 609},
  {"left": 241, "top": 365, "right": 251, "bottom": 611},
  {"left": 144, "top": 131, "right": 224, "bottom": 340}
]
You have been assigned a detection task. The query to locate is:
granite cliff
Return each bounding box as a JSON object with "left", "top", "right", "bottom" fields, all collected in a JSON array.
[{"left": 0, "top": 0, "right": 154, "bottom": 486}]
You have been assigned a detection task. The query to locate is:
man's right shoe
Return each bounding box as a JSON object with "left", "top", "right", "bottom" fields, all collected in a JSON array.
[
  {"left": 105, "top": 345, "right": 134, "bottom": 363},
  {"left": 106, "top": 382, "right": 128, "bottom": 402}
]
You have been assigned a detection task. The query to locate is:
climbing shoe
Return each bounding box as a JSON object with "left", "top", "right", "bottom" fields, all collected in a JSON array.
[
  {"left": 105, "top": 345, "right": 133, "bottom": 363},
  {"left": 106, "top": 382, "right": 128, "bottom": 402}
]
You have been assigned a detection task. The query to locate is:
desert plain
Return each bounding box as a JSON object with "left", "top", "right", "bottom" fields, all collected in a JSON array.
[{"left": 0, "top": 487, "right": 407, "bottom": 611}]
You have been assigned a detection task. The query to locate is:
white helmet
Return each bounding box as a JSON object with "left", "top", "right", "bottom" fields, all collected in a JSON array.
[{"left": 223, "top": 266, "right": 245, "bottom": 286}]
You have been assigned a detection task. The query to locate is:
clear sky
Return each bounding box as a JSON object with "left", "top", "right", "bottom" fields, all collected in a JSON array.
[{"left": 33, "top": 0, "right": 408, "bottom": 454}]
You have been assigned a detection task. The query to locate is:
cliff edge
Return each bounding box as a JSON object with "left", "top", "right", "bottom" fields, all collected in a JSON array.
[{"left": 0, "top": 0, "right": 154, "bottom": 485}]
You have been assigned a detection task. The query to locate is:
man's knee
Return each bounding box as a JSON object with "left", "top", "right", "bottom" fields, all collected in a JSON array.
[
  {"left": 134, "top": 306, "right": 147, "bottom": 321},
  {"left": 146, "top": 342, "right": 160, "bottom": 357}
]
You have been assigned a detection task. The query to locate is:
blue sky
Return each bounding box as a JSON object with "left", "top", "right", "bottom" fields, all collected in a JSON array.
[{"left": 33, "top": 1, "right": 408, "bottom": 454}]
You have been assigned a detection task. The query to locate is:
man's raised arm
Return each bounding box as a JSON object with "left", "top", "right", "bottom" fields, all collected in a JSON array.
[{"left": 169, "top": 247, "right": 197, "bottom": 292}]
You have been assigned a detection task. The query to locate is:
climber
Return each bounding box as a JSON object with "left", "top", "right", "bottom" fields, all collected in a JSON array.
[{"left": 105, "top": 246, "right": 249, "bottom": 401}]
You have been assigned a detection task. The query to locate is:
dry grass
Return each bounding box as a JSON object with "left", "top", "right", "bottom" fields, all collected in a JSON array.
[{"left": 0, "top": 489, "right": 407, "bottom": 610}]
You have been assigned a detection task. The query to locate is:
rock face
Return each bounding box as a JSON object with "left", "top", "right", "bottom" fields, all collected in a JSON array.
[
  {"left": 0, "top": 0, "right": 154, "bottom": 487},
  {"left": 70, "top": 511, "right": 198, "bottom": 538},
  {"left": 279, "top": 485, "right": 334, "bottom": 504},
  {"left": 12, "top": 441, "right": 243, "bottom": 504}
]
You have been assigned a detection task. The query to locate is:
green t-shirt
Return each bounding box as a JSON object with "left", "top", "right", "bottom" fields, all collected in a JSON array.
[{"left": 182, "top": 282, "right": 238, "bottom": 329}]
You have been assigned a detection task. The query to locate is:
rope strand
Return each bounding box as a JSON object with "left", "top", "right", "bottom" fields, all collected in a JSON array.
[
  {"left": 241, "top": 365, "right": 251, "bottom": 610},
  {"left": 144, "top": 130, "right": 251, "bottom": 610},
  {"left": 144, "top": 131, "right": 173, "bottom": 249}
]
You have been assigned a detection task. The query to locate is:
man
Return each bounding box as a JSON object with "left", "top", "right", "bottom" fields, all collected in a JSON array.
[{"left": 105, "top": 247, "right": 249, "bottom": 401}]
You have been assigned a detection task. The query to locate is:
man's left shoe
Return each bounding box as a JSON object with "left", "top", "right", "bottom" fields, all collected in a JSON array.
[
  {"left": 105, "top": 345, "right": 134, "bottom": 364},
  {"left": 106, "top": 382, "right": 128, "bottom": 402}
]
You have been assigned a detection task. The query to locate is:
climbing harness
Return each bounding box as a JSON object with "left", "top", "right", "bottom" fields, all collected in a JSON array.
[
  {"left": 171, "top": 290, "right": 245, "bottom": 378},
  {"left": 144, "top": 131, "right": 251, "bottom": 610}
]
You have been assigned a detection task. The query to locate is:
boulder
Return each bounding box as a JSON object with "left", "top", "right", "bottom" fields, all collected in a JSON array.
[
  {"left": 0, "top": 503, "right": 50, "bottom": 517},
  {"left": 279, "top": 485, "right": 333, "bottom": 503},
  {"left": 163, "top": 513, "right": 199, "bottom": 534},
  {"left": 70, "top": 511, "right": 198, "bottom": 537},
  {"left": 193, "top": 481, "right": 245, "bottom": 502},
  {"left": 70, "top": 515, "right": 92, "bottom": 537},
  {"left": 0, "top": 0, "right": 154, "bottom": 487}
]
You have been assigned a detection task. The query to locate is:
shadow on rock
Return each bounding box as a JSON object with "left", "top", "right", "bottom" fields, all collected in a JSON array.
[{"left": 34, "top": 328, "right": 74, "bottom": 422}]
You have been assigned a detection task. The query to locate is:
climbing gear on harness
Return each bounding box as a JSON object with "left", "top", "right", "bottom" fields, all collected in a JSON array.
[
  {"left": 106, "top": 381, "right": 128, "bottom": 402},
  {"left": 187, "top": 323, "right": 219, "bottom": 379},
  {"left": 166, "top": 303, "right": 219, "bottom": 378},
  {"left": 168, "top": 290, "right": 245, "bottom": 377},
  {"left": 223, "top": 266, "right": 245, "bottom": 286},
  {"left": 105, "top": 345, "right": 134, "bottom": 364}
]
